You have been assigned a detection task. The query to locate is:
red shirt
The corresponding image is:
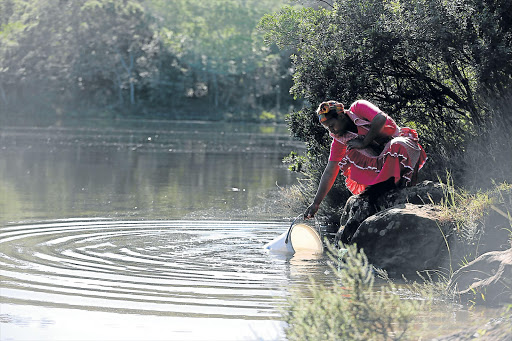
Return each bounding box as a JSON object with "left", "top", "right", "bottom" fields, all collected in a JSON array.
[{"left": 329, "top": 100, "right": 398, "bottom": 162}]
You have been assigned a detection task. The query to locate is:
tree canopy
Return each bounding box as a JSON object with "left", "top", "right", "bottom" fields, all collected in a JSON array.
[
  {"left": 0, "top": 0, "right": 299, "bottom": 120},
  {"left": 259, "top": 0, "right": 512, "bottom": 215}
]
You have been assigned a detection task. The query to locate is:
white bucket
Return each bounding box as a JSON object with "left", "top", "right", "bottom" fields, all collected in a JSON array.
[
  {"left": 264, "top": 223, "right": 323, "bottom": 255},
  {"left": 263, "top": 230, "right": 294, "bottom": 254}
]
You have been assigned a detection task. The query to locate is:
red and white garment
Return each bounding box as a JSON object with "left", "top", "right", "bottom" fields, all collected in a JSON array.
[{"left": 328, "top": 100, "right": 427, "bottom": 195}]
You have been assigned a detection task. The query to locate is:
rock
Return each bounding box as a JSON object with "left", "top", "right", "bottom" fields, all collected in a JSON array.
[
  {"left": 350, "top": 204, "right": 454, "bottom": 277},
  {"left": 374, "top": 180, "right": 446, "bottom": 208},
  {"left": 334, "top": 181, "right": 451, "bottom": 277},
  {"left": 336, "top": 193, "right": 377, "bottom": 244},
  {"left": 432, "top": 317, "right": 512, "bottom": 341},
  {"left": 336, "top": 180, "right": 446, "bottom": 244},
  {"left": 472, "top": 205, "right": 512, "bottom": 255},
  {"left": 448, "top": 247, "right": 512, "bottom": 306}
]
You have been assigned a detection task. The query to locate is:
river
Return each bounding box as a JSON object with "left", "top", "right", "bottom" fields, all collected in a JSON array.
[{"left": 0, "top": 118, "right": 501, "bottom": 340}]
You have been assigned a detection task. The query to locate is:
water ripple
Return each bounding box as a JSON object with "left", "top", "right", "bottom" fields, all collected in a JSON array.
[{"left": 0, "top": 219, "right": 307, "bottom": 319}]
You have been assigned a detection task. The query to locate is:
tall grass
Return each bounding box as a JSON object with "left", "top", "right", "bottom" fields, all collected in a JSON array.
[{"left": 437, "top": 177, "right": 512, "bottom": 247}]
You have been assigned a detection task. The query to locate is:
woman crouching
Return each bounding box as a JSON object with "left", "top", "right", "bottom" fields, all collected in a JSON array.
[{"left": 303, "top": 99, "right": 427, "bottom": 226}]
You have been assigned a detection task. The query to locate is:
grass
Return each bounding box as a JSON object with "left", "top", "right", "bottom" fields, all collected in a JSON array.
[{"left": 437, "top": 177, "right": 512, "bottom": 251}]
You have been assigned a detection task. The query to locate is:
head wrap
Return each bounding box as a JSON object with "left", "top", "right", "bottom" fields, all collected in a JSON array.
[{"left": 316, "top": 101, "right": 344, "bottom": 123}]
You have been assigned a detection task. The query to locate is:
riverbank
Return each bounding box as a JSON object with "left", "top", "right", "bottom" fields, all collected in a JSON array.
[
  {"left": 0, "top": 100, "right": 296, "bottom": 128},
  {"left": 281, "top": 180, "right": 512, "bottom": 340}
]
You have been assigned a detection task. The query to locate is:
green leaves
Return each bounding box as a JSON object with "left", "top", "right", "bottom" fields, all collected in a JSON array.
[
  {"left": 1, "top": 0, "right": 300, "bottom": 118},
  {"left": 284, "top": 244, "right": 418, "bottom": 341},
  {"left": 259, "top": 0, "right": 512, "bottom": 208}
]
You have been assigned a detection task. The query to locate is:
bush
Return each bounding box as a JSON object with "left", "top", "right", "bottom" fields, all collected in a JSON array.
[
  {"left": 283, "top": 244, "right": 418, "bottom": 341},
  {"left": 259, "top": 0, "right": 512, "bottom": 214}
]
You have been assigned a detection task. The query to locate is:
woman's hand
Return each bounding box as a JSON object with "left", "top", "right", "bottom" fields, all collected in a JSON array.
[
  {"left": 347, "top": 136, "right": 367, "bottom": 150},
  {"left": 304, "top": 161, "right": 340, "bottom": 220},
  {"left": 304, "top": 203, "right": 320, "bottom": 219}
]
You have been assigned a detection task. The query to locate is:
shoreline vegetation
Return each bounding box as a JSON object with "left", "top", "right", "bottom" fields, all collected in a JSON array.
[
  {"left": 2, "top": 0, "right": 512, "bottom": 339},
  {"left": 0, "top": 0, "right": 302, "bottom": 125},
  {"left": 279, "top": 181, "right": 512, "bottom": 340},
  {"left": 0, "top": 105, "right": 293, "bottom": 126},
  {"left": 256, "top": 0, "right": 512, "bottom": 339}
]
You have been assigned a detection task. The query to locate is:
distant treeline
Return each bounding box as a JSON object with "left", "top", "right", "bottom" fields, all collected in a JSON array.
[{"left": 0, "top": 0, "right": 300, "bottom": 120}]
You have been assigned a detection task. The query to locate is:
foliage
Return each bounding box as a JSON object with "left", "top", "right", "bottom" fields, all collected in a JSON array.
[
  {"left": 284, "top": 243, "right": 418, "bottom": 341},
  {"left": 0, "top": 0, "right": 300, "bottom": 120},
  {"left": 259, "top": 0, "right": 512, "bottom": 211},
  {"left": 145, "top": 0, "right": 292, "bottom": 116},
  {"left": 0, "top": 0, "right": 163, "bottom": 113},
  {"left": 437, "top": 178, "right": 512, "bottom": 270},
  {"left": 460, "top": 94, "right": 512, "bottom": 189}
]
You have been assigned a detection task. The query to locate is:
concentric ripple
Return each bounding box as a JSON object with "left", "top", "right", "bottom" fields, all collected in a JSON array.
[{"left": 0, "top": 219, "right": 325, "bottom": 319}]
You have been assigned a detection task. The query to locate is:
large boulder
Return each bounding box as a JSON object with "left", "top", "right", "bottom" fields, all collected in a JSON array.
[
  {"left": 350, "top": 204, "right": 454, "bottom": 277},
  {"left": 448, "top": 247, "right": 512, "bottom": 306},
  {"left": 336, "top": 180, "right": 446, "bottom": 244}
]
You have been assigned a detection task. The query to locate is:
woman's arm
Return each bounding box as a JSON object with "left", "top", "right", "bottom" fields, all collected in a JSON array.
[
  {"left": 347, "top": 112, "right": 387, "bottom": 149},
  {"left": 304, "top": 161, "right": 340, "bottom": 219}
]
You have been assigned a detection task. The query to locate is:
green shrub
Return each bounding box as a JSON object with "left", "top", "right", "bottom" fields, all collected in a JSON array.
[
  {"left": 259, "top": 0, "right": 512, "bottom": 214},
  {"left": 283, "top": 244, "right": 418, "bottom": 341}
]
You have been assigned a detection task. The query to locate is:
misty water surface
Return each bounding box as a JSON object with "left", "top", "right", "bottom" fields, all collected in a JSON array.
[{"left": 0, "top": 119, "right": 301, "bottom": 223}]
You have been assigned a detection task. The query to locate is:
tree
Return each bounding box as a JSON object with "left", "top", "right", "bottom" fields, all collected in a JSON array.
[
  {"left": 71, "top": 0, "right": 159, "bottom": 108},
  {"left": 0, "top": 0, "right": 76, "bottom": 110},
  {"left": 259, "top": 0, "right": 512, "bottom": 214},
  {"left": 145, "top": 0, "right": 299, "bottom": 117},
  {"left": 0, "top": 0, "right": 299, "bottom": 119},
  {"left": 0, "top": 0, "right": 170, "bottom": 113}
]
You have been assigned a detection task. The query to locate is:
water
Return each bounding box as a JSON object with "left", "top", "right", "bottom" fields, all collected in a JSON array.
[
  {"left": 0, "top": 119, "right": 329, "bottom": 340},
  {"left": 0, "top": 119, "right": 501, "bottom": 340},
  {"left": 0, "top": 120, "right": 301, "bottom": 222},
  {"left": 0, "top": 219, "right": 328, "bottom": 340}
]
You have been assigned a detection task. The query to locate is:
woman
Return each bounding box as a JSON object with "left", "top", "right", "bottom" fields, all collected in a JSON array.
[{"left": 304, "top": 99, "right": 427, "bottom": 219}]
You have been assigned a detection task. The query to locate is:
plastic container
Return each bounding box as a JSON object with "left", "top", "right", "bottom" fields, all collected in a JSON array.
[{"left": 264, "top": 218, "right": 323, "bottom": 254}]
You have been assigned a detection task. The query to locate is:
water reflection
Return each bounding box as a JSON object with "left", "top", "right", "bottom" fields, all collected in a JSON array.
[
  {"left": 1, "top": 305, "right": 285, "bottom": 341},
  {"left": 0, "top": 120, "right": 307, "bottom": 340},
  {"left": 0, "top": 218, "right": 329, "bottom": 340},
  {"left": 0, "top": 120, "right": 301, "bottom": 223},
  {"left": 0, "top": 220, "right": 291, "bottom": 317}
]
